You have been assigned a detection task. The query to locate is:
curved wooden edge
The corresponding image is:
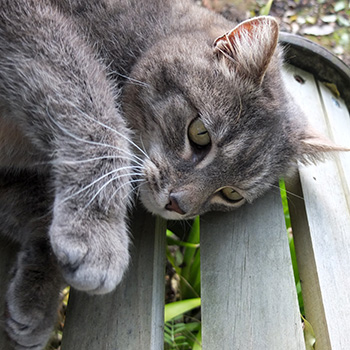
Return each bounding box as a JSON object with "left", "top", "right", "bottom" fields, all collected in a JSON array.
[{"left": 279, "top": 32, "right": 350, "bottom": 111}]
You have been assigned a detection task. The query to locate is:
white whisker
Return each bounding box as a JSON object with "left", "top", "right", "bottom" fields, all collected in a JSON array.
[
  {"left": 56, "top": 166, "right": 142, "bottom": 208},
  {"left": 82, "top": 172, "right": 141, "bottom": 210},
  {"left": 47, "top": 109, "right": 145, "bottom": 164},
  {"left": 111, "top": 71, "right": 151, "bottom": 88},
  {"left": 62, "top": 100, "right": 150, "bottom": 160},
  {"left": 107, "top": 178, "right": 145, "bottom": 208},
  {"left": 61, "top": 156, "right": 142, "bottom": 166},
  {"left": 34, "top": 155, "right": 143, "bottom": 168},
  {"left": 268, "top": 182, "right": 304, "bottom": 202},
  {"left": 121, "top": 179, "right": 147, "bottom": 202},
  {"left": 139, "top": 135, "right": 147, "bottom": 157}
]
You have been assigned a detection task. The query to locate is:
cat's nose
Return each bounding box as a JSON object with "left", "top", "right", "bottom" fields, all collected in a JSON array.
[{"left": 165, "top": 193, "right": 186, "bottom": 215}]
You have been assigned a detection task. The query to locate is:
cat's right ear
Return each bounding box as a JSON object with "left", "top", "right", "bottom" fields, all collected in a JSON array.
[{"left": 213, "top": 16, "right": 279, "bottom": 85}]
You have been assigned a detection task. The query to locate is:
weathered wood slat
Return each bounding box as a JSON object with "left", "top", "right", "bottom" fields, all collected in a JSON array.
[
  {"left": 200, "top": 190, "right": 305, "bottom": 350},
  {"left": 283, "top": 65, "right": 350, "bottom": 350},
  {"left": 319, "top": 82, "right": 350, "bottom": 201},
  {"left": 61, "top": 206, "right": 166, "bottom": 350}
]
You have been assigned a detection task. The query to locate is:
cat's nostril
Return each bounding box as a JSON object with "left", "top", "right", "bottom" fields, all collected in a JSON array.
[{"left": 165, "top": 193, "right": 186, "bottom": 215}]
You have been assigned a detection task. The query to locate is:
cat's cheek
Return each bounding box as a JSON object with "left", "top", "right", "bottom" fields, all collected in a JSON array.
[
  {"left": 139, "top": 159, "right": 179, "bottom": 218},
  {"left": 138, "top": 186, "right": 163, "bottom": 215}
]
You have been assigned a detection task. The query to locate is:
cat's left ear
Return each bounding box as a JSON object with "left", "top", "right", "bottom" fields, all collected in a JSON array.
[{"left": 214, "top": 16, "right": 279, "bottom": 85}]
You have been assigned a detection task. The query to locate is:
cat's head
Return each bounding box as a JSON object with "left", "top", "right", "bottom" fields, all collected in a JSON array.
[{"left": 122, "top": 16, "right": 343, "bottom": 220}]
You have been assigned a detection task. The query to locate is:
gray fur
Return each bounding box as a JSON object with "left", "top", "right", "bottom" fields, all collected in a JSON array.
[{"left": 0, "top": 0, "right": 337, "bottom": 348}]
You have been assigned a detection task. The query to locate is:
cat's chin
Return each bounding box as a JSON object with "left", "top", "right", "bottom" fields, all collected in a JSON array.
[{"left": 152, "top": 207, "right": 187, "bottom": 220}]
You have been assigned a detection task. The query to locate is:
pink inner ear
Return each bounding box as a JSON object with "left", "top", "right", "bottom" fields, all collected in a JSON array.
[
  {"left": 213, "top": 16, "right": 279, "bottom": 83},
  {"left": 214, "top": 17, "right": 277, "bottom": 56}
]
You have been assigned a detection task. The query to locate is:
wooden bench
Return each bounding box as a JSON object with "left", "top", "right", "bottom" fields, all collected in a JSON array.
[{"left": 1, "top": 34, "right": 350, "bottom": 350}]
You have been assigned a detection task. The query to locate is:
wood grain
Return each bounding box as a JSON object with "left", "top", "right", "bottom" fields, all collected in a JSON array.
[
  {"left": 284, "top": 65, "right": 350, "bottom": 350},
  {"left": 200, "top": 190, "right": 305, "bottom": 350},
  {"left": 61, "top": 206, "right": 166, "bottom": 350}
]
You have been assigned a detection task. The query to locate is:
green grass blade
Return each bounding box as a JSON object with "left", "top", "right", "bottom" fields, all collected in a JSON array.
[
  {"left": 288, "top": 232, "right": 300, "bottom": 285},
  {"left": 188, "top": 249, "right": 201, "bottom": 296},
  {"left": 279, "top": 178, "right": 291, "bottom": 229},
  {"left": 260, "top": 0, "right": 274, "bottom": 15},
  {"left": 166, "top": 235, "right": 200, "bottom": 249},
  {"left": 192, "top": 326, "right": 202, "bottom": 350},
  {"left": 166, "top": 246, "right": 181, "bottom": 275},
  {"left": 164, "top": 298, "right": 201, "bottom": 322},
  {"left": 302, "top": 315, "right": 316, "bottom": 350},
  {"left": 181, "top": 217, "right": 200, "bottom": 297}
]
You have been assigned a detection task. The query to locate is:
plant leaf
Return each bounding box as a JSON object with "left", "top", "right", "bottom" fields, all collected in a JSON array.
[
  {"left": 181, "top": 217, "right": 201, "bottom": 298},
  {"left": 302, "top": 315, "right": 316, "bottom": 350},
  {"left": 166, "top": 235, "right": 200, "bottom": 249},
  {"left": 337, "top": 15, "right": 350, "bottom": 27},
  {"left": 322, "top": 14, "right": 337, "bottom": 23},
  {"left": 260, "top": 0, "right": 274, "bottom": 15},
  {"left": 334, "top": 1, "right": 346, "bottom": 12},
  {"left": 165, "top": 298, "right": 201, "bottom": 322},
  {"left": 192, "top": 327, "right": 202, "bottom": 350}
]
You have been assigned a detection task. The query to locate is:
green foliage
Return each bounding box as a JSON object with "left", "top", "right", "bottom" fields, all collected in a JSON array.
[
  {"left": 165, "top": 298, "right": 201, "bottom": 323},
  {"left": 260, "top": 0, "right": 274, "bottom": 16},
  {"left": 279, "top": 179, "right": 291, "bottom": 229},
  {"left": 302, "top": 315, "right": 316, "bottom": 350},
  {"left": 165, "top": 317, "right": 201, "bottom": 350},
  {"left": 164, "top": 182, "right": 314, "bottom": 348},
  {"left": 45, "top": 287, "right": 70, "bottom": 350},
  {"left": 165, "top": 217, "right": 201, "bottom": 349},
  {"left": 279, "top": 178, "right": 304, "bottom": 316},
  {"left": 166, "top": 216, "right": 201, "bottom": 300}
]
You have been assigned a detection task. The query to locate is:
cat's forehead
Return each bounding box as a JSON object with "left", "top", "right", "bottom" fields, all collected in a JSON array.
[
  {"left": 143, "top": 52, "right": 280, "bottom": 152},
  {"left": 156, "top": 58, "right": 246, "bottom": 121}
]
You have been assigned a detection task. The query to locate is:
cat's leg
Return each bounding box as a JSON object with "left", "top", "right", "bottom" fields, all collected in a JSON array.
[
  {"left": 6, "top": 234, "right": 63, "bottom": 350},
  {"left": 0, "top": 172, "right": 62, "bottom": 349},
  {"left": 0, "top": 3, "right": 133, "bottom": 294},
  {"left": 0, "top": 171, "right": 52, "bottom": 244}
]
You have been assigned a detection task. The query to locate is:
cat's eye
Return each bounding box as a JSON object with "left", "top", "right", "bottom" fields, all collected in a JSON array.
[
  {"left": 188, "top": 119, "right": 211, "bottom": 147},
  {"left": 221, "top": 187, "right": 244, "bottom": 203}
]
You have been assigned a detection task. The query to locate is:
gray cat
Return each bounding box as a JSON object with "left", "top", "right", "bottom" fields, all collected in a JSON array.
[{"left": 0, "top": 0, "right": 343, "bottom": 349}]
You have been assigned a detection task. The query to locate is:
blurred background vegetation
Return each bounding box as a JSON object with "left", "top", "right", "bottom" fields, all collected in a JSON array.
[{"left": 201, "top": 0, "right": 350, "bottom": 65}]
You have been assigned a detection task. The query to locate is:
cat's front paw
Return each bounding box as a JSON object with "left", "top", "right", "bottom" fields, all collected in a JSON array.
[
  {"left": 5, "top": 306, "right": 55, "bottom": 350},
  {"left": 50, "top": 214, "right": 130, "bottom": 294},
  {"left": 5, "top": 243, "right": 62, "bottom": 350}
]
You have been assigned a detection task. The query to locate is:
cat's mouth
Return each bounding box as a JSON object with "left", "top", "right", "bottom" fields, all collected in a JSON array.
[
  {"left": 139, "top": 157, "right": 202, "bottom": 220},
  {"left": 139, "top": 184, "right": 195, "bottom": 220}
]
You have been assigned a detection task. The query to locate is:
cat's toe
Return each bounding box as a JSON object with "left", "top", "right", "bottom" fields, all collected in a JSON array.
[
  {"left": 50, "top": 218, "right": 130, "bottom": 294},
  {"left": 5, "top": 245, "right": 61, "bottom": 350},
  {"left": 52, "top": 241, "right": 89, "bottom": 273},
  {"left": 5, "top": 308, "right": 54, "bottom": 350},
  {"left": 6, "top": 314, "right": 32, "bottom": 336},
  {"left": 61, "top": 249, "right": 129, "bottom": 294},
  {"left": 6, "top": 329, "right": 54, "bottom": 350}
]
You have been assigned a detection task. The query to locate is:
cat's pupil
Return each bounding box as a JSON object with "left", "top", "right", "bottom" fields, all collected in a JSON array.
[
  {"left": 221, "top": 187, "right": 244, "bottom": 202},
  {"left": 188, "top": 118, "right": 211, "bottom": 147}
]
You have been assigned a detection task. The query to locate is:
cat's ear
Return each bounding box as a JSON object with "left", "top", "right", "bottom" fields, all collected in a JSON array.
[
  {"left": 214, "top": 16, "right": 279, "bottom": 85},
  {"left": 299, "top": 129, "right": 350, "bottom": 163}
]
